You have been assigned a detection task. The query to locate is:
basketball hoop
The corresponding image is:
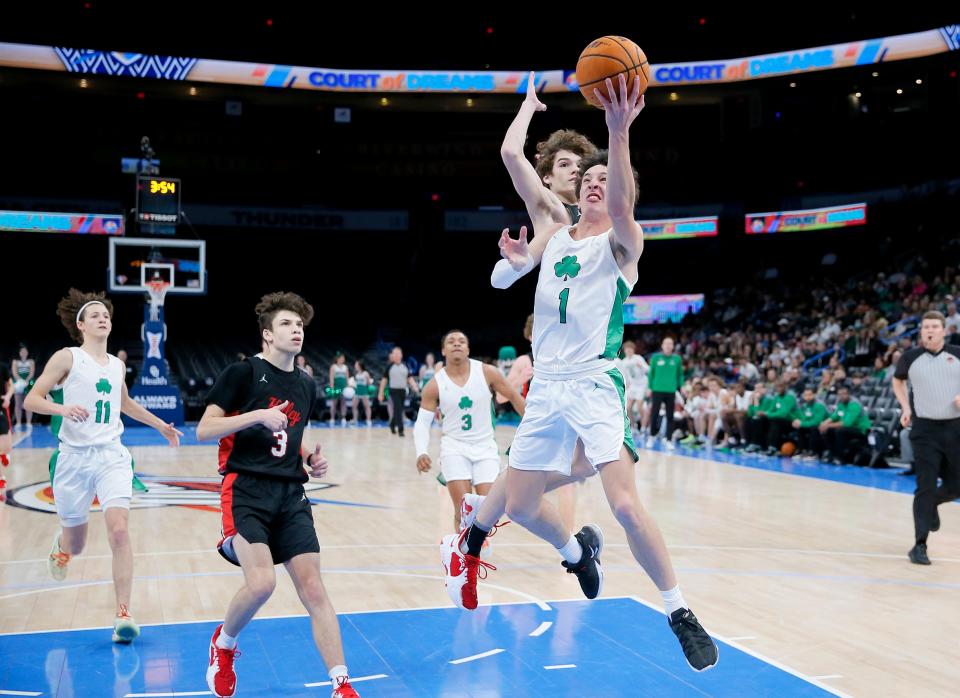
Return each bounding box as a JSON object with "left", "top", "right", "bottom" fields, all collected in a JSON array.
[{"left": 147, "top": 279, "right": 170, "bottom": 322}]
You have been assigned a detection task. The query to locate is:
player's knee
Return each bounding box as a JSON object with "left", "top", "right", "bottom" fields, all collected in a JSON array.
[
  {"left": 247, "top": 573, "right": 276, "bottom": 602},
  {"left": 299, "top": 575, "right": 329, "bottom": 609},
  {"left": 609, "top": 497, "right": 642, "bottom": 529},
  {"left": 505, "top": 498, "right": 537, "bottom": 526}
]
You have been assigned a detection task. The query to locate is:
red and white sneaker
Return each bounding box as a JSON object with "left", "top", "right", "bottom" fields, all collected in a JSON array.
[
  {"left": 459, "top": 492, "right": 485, "bottom": 532},
  {"left": 440, "top": 529, "right": 495, "bottom": 610},
  {"left": 331, "top": 675, "right": 361, "bottom": 697},
  {"left": 206, "top": 624, "right": 239, "bottom": 697}
]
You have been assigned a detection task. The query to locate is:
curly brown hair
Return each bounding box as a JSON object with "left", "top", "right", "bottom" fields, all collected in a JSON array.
[
  {"left": 256, "top": 292, "right": 315, "bottom": 337},
  {"left": 575, "top": 149, "right": 641, "bottom": 207},
  {"left": 534, "top": 129, "right": 598, "bottom": 183},
  {"left": 56, "top": 289, "right": 114, "bottom": 344}
]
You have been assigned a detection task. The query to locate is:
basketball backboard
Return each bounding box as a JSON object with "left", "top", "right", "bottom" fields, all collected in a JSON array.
[{"left": 108, "top": 237, "right": 206, "bottom": 295}]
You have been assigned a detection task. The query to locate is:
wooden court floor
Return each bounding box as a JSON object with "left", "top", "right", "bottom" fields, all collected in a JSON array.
[{"left": 1, "top": 425, "right": 957, "bottom": 697}]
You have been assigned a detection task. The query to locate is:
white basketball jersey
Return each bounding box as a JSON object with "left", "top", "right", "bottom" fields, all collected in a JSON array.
[
  {"left": 435, "top": 360, "right": 495, "bottom": 445},
  {"left": 532, "top": 227, "right": 634, "bottom": 377},
  {"left": 617, "top": 354, "right": 648, "bottom": 388},
  {"left": 58, "top": 347, "right": 125, "bottom": 448}
]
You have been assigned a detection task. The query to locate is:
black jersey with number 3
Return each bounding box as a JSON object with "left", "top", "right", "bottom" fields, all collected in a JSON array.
[{"left": 206, "top": 356, "right": 317, "bottom": 482}]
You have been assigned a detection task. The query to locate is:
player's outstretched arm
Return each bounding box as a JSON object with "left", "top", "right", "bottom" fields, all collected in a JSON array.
[
  {"left": 595, "top": 74, "right": 645, "bottom": 265},
  {"left": 490, "top": 222, "right": 564, "bottom": 289},
  {"left": 501, "top": 72, "right": 568, "bottom": 230},
  {"left": 414, "top": 379, "right": 439, "bottom": 473},
  {"left": 120, "top": 378, "right": 183, "bottom": 446}
]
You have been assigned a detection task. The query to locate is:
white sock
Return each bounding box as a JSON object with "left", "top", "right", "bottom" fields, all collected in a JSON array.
[
  {"left": 661, "top": 585, "right": 687, "bottom": 616},
  {"left": 557, "top": 535, "right": 583, "bottom": 564},
  {"left": 216, "top": 629, "right": 238, "bottom": 650},
  {"left": 328, "top": 664, "right": 348, "bottom": 681}
]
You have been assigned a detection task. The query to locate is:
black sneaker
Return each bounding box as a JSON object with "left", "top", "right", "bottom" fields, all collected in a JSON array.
[
  {"left": 669, "top": 608, "right": 719, "bottom": 672},
  {"left": 561, "top": 524, "right": 604, "bottom": 599},
  {"left": 908, "top": 543, "right": 931, "bottom": 565}
]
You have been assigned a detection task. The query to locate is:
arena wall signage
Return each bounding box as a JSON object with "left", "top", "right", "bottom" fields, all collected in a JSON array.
[
  {"left": 745, "top": 203, "right": 867, "bottom": 234},
  {"left": 0, "top": 209, "right": 123, "bottom": 235},
  {"left": 0, "top": 26, "right": 955, "bottom": 92},
  {"left": 623, "top": 294, "right": 705, "bottom": 325}
]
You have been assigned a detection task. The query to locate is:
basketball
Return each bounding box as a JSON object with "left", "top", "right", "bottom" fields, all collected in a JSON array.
[
  {"left": 576, "top": 36, "right": 649, "bottom": 108},
  {"left": 780, "top": 441, "right": 797, "bottom": 457}
]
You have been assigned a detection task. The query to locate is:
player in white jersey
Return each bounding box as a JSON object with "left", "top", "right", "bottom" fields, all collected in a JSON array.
[
  {"left": 443, "top": 76, "right": 718, "bottom": 672},
  {"left": 414, "top": 330, "right": 525, "bottom": 529},
  {"left": 617, "top": 340, "right": 649, "bottom": 433},
  {"left": 24, "top": 289, "right": 182, "bottom": 643}
]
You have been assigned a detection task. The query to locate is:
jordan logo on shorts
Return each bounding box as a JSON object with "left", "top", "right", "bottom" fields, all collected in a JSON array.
[{"left": 260, "top": 375, "right": 268, "bottom": 383}]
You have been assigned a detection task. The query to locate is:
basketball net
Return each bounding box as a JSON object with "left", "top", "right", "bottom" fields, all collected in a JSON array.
[{"left": 147, "top": 280, "right": 170, "bottom": 322}]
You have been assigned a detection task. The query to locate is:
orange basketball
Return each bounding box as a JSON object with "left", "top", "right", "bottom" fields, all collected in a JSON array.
[
  {"left": 780, "top": 441, "right": 797, "bottom": 457},
  {"left": 576, "top": 36, "right": 649, "bottom": 108}
]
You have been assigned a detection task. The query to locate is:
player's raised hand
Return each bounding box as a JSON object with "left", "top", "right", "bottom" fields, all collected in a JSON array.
[
  {"left": 595, "top": 74, "right": 645, "bottom": 132},
  {"left": 416, "top": 454, "right": 432, "bottom": 473},
  {"left": 261, "top": 401, "right": 289, "bottom": 431},
  {"left": 499, "top": 226, "right": 530, "bottom": 269},
  {"left": 161, "top": 422, "right": 184, "bottom": 447},
  {"left": 307, "top": 442, "right": 328, "bottom": 478},
  {"left": 524, "top": 71, "right": 546, "bottom": 112},
  {"left": 62, "top": 404, "right": 90, "bottom": 423}
]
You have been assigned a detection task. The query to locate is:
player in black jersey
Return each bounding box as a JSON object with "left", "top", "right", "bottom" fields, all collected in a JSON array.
[{"left": 197, "top": 292, "right": 360, "bottom": 698}]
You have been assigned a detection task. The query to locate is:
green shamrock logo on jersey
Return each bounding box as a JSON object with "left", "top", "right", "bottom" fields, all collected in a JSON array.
[
  {"left": 554, "top": 255, "right": 581, "bottom": 281},
  {"left": 458, "top": 396, "right": 474, "bottom": 410},
  {"left": 95, "top": 378, "right": 112, "bottom": 394}
]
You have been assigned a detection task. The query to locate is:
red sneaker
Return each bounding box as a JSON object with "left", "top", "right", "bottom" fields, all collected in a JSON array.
[
  {"left": 206, "top": 624, "right": 239, "bottom": 697},
  {"left": 331, "top": 676, "right": 361, "bottom": 697},
  {"left": 440, "top": 529, "right": 496, "bottom": 610}
]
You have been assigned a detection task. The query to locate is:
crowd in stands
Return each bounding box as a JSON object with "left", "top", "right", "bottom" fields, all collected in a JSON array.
[{"left": 619, "top": 258, "right": 960, "bottom": 466}]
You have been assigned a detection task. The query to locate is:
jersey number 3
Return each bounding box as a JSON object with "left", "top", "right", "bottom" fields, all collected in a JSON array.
[
  {"left": 460, "top": 414, "right": 473, "bottom": 431},
  {"left": 272, "top": 430, "right": 288, "bottom": 457}
]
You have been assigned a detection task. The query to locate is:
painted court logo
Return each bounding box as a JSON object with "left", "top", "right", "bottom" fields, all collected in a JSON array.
[{"left": 5, "top": 476, "right": 336, "bottom": 515}]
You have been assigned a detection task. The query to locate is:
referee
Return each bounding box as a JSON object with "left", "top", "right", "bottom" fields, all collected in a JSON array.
[{"left": 892, "top": 311, "right": 960, "bottom": 565}]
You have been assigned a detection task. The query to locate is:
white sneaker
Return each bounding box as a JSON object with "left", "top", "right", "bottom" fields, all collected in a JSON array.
[
  {"left": 341, "top": 419, "right": 347, "bottom": 427},
  {"left": 645, "top": 436, "right": 655, "bottom": 449},
  {"left": 664, "top": 440, "right": 676, "bottom": 451},
  {"left": 112, "top": 605, "right": 140, "bottom": 643},
  {"left": 48, "top": 531, "right": 70, "bottom": 581},
  {"left": 459, "top": 493, "right": 485, "bottom": 532}
]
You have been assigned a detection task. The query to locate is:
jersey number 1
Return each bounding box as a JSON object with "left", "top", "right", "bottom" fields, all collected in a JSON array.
[{"left": 559, "top": 288, "right": 570, "bottom": 324}]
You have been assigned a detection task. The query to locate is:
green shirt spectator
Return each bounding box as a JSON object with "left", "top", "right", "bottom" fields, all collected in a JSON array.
[
  {"left": 649, "top": 351, "right": 683, "bottom": 394},
  {"left": 793, "top": 399, "right": 829, "bottom": 428},
  {"left": 827, "top": 397, "right": 871, "bottom": 433}
]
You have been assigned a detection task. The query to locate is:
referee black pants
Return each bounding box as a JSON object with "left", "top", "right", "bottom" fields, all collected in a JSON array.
[
  {"left": 389, "top": 390, "right": 406, "bottom": 435},
  {"left": 650, "top": 391, "right": 675, "bottom": 439},
  {"left": 911, "top": 418, "right": 960, "bottom": 544}
]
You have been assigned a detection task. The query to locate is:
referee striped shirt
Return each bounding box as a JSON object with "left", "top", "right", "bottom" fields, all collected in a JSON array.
[{"left": 894, "top": 345, "right": 960, "bottom": 420}]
